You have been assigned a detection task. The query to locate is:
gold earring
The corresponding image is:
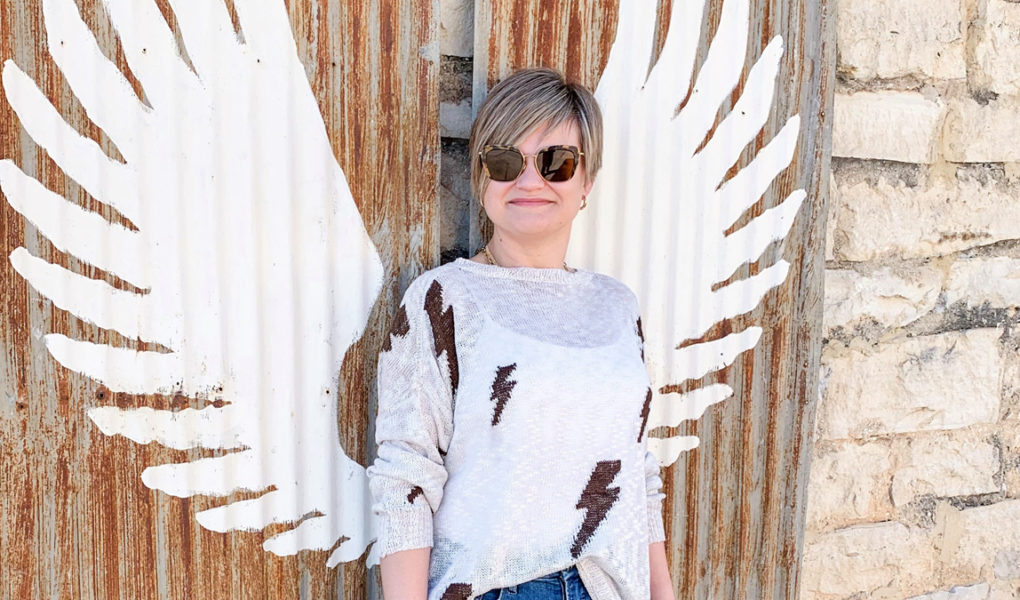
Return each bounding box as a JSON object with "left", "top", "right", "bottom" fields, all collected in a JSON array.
[{"left": 579, "top": 195, "right": 587, "bottom": 210}]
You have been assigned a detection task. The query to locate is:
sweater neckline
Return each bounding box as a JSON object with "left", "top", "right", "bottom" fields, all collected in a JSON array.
[{"left": 453, "top": 257, "right": 593, "bottom": 285}]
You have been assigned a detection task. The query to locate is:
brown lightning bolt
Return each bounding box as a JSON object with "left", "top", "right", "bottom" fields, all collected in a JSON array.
[
  {"left": 637, "top": 387, "right": 652, "bottom": 443},
  {"left": 571, "top": 460, "right": 622, "bottom": 558},
  {"left": 424, "top": 280, "right": 459, "bottom": 397},
  {"left": 489, "top": 363, "right": 517, "bottom": 425},
  {"left": 636, "top": 317, "right": 645, "bottom": 361},
  {"left": 440, "top": 583, "right": 472, "bottom": 600},
  {"left": 381, "top": 304, "right": 410, "bottom": 352}
]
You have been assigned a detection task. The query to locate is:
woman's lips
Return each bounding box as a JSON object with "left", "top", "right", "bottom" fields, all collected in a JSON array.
[{"left": 509, "top": 199, "right": 553, "bottom": 206}]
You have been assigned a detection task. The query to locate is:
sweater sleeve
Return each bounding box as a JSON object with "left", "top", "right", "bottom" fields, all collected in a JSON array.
[
  {"left": 629, "top": 289, "right": 667, "bottom": 544},
  {"left": 644, "top": 444, "right": 667, "bottom": 543},
  {"left": 367, "top": 276, "right": 456, "bottom": 560}
]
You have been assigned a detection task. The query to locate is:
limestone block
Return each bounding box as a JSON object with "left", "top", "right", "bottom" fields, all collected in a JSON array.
[
  {"left": 806, "top": 439, "right": 895, "bottom": 531},
  {"left": 800, "top": 521, "right": 937, "bottom": 599},
  {"left": 824, "top": 265, "right": 942, "bottom": 335},
  {"left": 831, "top": 168, "right": 1020, "bottom": 261},
  {"left": 890, "top": 430, "right": 1000, "bottom": 507},
  {"left": 995, "top": 549, "right": 1020, "bottom": 580},
  {"left": 837, "top": 0, "right": 966, "bottom": 80},
  {"left": 971, "top": 0, "right": 1020, "bottom": 95},
  {"left": 940, "top": 500, "right": 1020, "bottom": 582},
  {"left": 944, "top": 257, "right": 1020, "bottom": 309},
  {"left": 1000, "top": 424, "right": 1020, "bottom": 498},
  {"left": 989, "top": 580, "right": 1020, "bottom": 600},
  {"left": 833, "top": 92, "right": 945, "bottom": 163},
  {"left": 825, "top": 172, "right": 837, "bottom": 261},
  {"left": 907, "top": 583, "right": 991, "bottom": 600},
  {"left": 439, "top": 139, "right": 472, "bottom": 257},
  {"left": 440, "top": 99, "right": 472, "bottom": 139},
  {"left": 943, "top": 95, "right": 1020, "bottom": 163},
  {"left": 440, "top": 0, "right": 473, "bottom": 57},
  {"left": 817, "top": 330, "right": 1001, "bottom": 440}
]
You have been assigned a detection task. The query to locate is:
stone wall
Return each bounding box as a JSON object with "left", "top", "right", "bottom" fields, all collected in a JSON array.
[
  {"left": 435, "top": 1, "right": 1020, "bottom": 598},
  {"left": 802, "top": 0, "right": 1020, "bottom": 598},
  {"left": 438, "top": 0, "right": 475, "bottom": 262}
]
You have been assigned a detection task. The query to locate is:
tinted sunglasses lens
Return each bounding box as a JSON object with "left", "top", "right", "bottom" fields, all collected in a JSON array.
[
  {"left": 537, "top": 147, "right": 577, "bottom": 182},
  {"left": 483, "top": 148, "right": 524, "bottom": 182}
]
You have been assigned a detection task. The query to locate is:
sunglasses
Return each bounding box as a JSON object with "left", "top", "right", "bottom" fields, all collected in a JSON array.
[{"left": 479, "top": 144, "right": 584, "bottom": 183}]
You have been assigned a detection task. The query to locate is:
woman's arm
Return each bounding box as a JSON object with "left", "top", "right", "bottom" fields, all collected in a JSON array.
[
  {"left": 649, "top": 541, "right": 675, "bottom": 600},
  {"left": 368, "top": 276, "right": 457, "bottom": 595},
  {"left": 381, "top": 547, "right": 431, "bottom": 600}
]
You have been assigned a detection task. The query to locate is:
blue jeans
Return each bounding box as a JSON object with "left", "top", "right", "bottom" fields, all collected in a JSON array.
[{"left": 477, "top": 565, "right": 592, "bottom": 600}]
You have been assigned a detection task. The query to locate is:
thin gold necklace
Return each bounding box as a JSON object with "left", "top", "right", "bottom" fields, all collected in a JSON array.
[{"left": 483, "top": 244, "right": 571, "bottom": 272}]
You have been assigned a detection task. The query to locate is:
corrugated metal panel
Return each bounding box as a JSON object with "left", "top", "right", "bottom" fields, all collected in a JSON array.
[
  {"left": 473, "top": 0, "right": 834, "bottom": 597},
  {"left": 0, "top": 0, "right": 438, "bottom": 598}
]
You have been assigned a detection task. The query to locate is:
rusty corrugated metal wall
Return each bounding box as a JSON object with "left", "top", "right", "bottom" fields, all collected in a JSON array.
[
  {"left": 473, "top": 0, "right": 834, "bottom": 597},
  {"left": 1, "top": 0, "right": 833, "bottom": 597},
  {"left": 1, "top": 0, "right": 438, "bottom": 597}
]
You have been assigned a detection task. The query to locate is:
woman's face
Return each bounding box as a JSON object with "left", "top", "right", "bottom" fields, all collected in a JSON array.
[{"left": 481, "top": 119, "right": 594, "bottom": 243}]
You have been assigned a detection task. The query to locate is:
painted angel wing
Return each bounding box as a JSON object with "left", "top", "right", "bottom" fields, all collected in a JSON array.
[
  {"left": 1, "top": 0, "right": 383, "bottom": 567},
  {"left": 565, "top": 0, "right": 805, "bottom": 466}
]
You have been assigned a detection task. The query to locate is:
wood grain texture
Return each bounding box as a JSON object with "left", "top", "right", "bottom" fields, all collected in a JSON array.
[
  {"left": 0, "top": 0, "right": 438, "bottom": 597},
  {"left": 472, "top": 1, "right": 834, "bottom": 597}
]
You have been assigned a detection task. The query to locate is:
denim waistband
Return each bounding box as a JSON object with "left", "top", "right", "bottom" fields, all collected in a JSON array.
[{"left": 531, "top": 565, "right": 580, "bottom": 582}]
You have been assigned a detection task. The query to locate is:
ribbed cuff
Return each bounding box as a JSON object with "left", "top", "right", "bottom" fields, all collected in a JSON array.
[
  {"left": 377, "top": 506, "right": 434, "bottom": 559},
  {"left": 647, "top": 497, "right": 666, "bottom": 543}
]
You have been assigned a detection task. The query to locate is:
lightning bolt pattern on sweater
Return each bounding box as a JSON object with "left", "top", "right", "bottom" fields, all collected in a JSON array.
[
  {"left": 382, "top": 304, "right": 411, "bottom": 353},
  {"left": 571, "top": 460, "right": 623, "bottom": 558},
  {"left": 637, "top": 388, "right": 653, "bottom": 443},
  {"left": 368, "top": 258, "right": 666, "bottom": 600},
  {"left": 489, "top": 363, "right": 518, "bottom": 426},
  {"left": 425, "top": 280, "right": 460, "bottom": 399}
]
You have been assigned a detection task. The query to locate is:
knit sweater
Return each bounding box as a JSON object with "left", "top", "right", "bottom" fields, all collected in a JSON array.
[{"left": 367, "top": 257, "right": 667, "bottom": 600}]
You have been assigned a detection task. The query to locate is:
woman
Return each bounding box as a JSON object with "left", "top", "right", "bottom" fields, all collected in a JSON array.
[{"left": 367, "top": 67, "right": 674, "bottom": 600}]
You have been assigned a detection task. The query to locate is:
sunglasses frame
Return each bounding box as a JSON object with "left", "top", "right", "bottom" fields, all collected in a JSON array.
[{"left": 479, "top": 144, "right": 585, "bottom": 183}]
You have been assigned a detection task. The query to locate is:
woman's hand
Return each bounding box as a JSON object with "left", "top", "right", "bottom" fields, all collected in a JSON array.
[
  {"left": 380, "top": 547, "right": 431, "bottom": 600},
  {"left": 650, "top": 541, "right": 676, "bottom": 600}
]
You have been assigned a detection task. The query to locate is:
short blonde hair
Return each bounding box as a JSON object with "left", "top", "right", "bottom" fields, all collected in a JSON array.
[{"left": 468, "top": 67, "right": 603, "bottom": 202}]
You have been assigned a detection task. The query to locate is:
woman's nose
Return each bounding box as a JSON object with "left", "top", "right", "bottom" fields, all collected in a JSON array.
[{"left": 515, "top": 155, "right": 546, "bottom": 189}]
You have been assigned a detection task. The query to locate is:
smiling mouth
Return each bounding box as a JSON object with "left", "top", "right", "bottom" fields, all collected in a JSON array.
[{"left": 509, "top": 199, "right": 553, "bottom": 205}]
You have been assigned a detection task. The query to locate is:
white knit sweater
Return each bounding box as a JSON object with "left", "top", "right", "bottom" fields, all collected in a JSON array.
[{"left": 367, "top": 257, "right": 666, "bottom": 600}]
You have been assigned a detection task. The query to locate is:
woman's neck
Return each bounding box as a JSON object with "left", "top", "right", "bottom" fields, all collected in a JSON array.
[{"left": 481, "top": 230, "right": 570, "bottom": 269}]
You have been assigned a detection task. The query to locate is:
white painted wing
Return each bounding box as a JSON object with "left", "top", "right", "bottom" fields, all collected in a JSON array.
[
  {"left": 566, "top": 0, "right": 805, "bottom": 466},
  {"left": 1, "top": 0, "right": 384, "bottom": 567}
]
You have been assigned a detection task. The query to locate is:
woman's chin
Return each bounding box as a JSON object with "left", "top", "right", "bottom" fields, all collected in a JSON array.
[{"left": 495, "top": 218, "right": 573, "bottom": 240}]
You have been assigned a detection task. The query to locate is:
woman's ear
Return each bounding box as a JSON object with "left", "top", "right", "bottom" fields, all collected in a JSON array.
[{"left": 583, "top": 174, "right": 595, "bottom": 196}]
